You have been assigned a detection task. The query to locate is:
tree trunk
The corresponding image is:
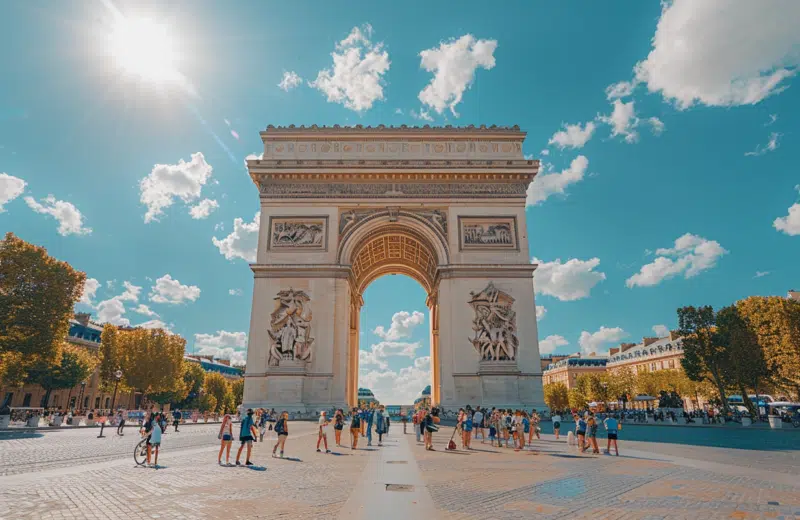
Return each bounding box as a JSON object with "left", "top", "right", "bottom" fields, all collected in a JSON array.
[
  {"left": 40, "top": 388, "right": 52, "bottom": 409},
  {"left": 709, "top": 368, "right": 729, "bottom": 414},
  {"left": 739, "top": 384, "right": 756, "bottom": 416}
]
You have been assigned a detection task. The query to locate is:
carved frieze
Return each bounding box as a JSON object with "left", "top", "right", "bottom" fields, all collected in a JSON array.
[
  {"left": 408, "top": 209, "right": 448, "bottom": 237},
  {"left": 260, "top": 182, "right": 529, "bottom": 199},
  {"left": 337, "top": 207, "right": 448, "bottom": 240},
  {"left": 459, "top": 216, "right": 518, "bottom": 251},
  {"left": 269, "top": 216, "right": 328, "bottom": 250},
  {"left": 339, "top": 209, "right": 378, "bottom": 236},
  {"left": 468, "top": 283, "right": 519, "bottom": 362},
  {"left": 268, "top": 289, "right": 314, "bottom": 367}
]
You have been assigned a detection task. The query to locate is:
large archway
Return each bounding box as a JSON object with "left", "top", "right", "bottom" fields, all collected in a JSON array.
[{"left": 243, "top": 125, "right": 545, "bottom": 414}]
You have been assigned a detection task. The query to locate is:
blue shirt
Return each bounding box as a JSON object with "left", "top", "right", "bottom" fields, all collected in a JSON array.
[
  {"left": 604, "top": 418, "right": 618, "bottom": 433},
  {"left": 240, "top": 415, "right": 254, "bottom": 439},
  {"left": 577, "top": 418, "right": 587, "bottom": 431}
]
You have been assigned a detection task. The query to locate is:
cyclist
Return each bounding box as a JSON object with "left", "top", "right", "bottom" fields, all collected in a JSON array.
[{"left": 140, "top": 411, "right": 162, "bottom": 468}]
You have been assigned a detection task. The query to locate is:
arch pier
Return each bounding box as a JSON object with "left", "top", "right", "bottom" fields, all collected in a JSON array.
[{"left": 243, "top": 125, "right": 546, "bottom": 413}]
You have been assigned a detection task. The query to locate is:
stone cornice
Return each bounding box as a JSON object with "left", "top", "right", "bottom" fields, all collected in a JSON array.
[
  {"left": 251, "top": 264, "right": 352, "bottom": 279},
  {"left": 438, "top": 264, "right": 537, "bottom": 279},
  {"left": 248, "top": 159, "right": 538, "bottom": 172},
  {"left": 261, "top": 124, "right": 526, "bottom": 141}
]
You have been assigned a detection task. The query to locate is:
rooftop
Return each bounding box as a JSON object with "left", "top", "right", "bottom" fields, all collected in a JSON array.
[
  {"left": 607, "top": 335, "right": 684, "bottom": 365},
  {"left": 545, "top": 356, "right": 608, "bottom": 371}
]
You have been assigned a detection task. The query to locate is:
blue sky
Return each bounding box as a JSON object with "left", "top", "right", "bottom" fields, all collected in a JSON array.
[{"left": 1, "top": 1, "right": 798, "bottom": 404}]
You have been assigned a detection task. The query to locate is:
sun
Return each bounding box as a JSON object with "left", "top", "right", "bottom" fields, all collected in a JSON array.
[{"left": 109, "top": 18, "right": 179, "bottom": 84}]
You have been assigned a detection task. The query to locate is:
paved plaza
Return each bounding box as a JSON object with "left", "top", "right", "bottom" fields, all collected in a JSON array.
[{"left": 0, "top": 422, "right": 798, "bottom": 519}]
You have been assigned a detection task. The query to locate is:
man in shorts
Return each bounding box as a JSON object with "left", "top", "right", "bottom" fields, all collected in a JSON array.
[
  {"left": 604, "top": 414, "right": 620, "bottom": 456},
  {"left": 236, "top": 408, "right": 259, "bottom": 466}
]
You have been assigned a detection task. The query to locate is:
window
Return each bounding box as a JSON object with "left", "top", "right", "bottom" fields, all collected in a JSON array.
[
  {"left": 650, "top": 363, "right": 656, "bottom": 372},
  {"left": 22, "top": 393, "right": 32, "bottom": 407},
  {"left": 104, "top": 397, "right": 110, "bottom": 409},
  {"left": 83, "top": 397, "right": 89, "bottom": 408},
  {"left": 52, "top": 395, "right": 59, "bottom": 406},
  {"left": 94, "top": 397, "right": 101, "bottom": 409},
  {"left": 668, "top": 359, "right": 675, "bottom": 369}
]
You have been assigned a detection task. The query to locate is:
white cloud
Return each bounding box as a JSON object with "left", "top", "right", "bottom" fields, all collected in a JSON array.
[
  {"left": 0, "top": 173, "right": 26, "bottom": 211},
  {"left": 540, "top": 149, "right": 550, "bottom": 156},
  {"left": 754, "top": 271, "right": 771, "bottom": 278},
  {"left": 213, "top": 212, "right": 260, "bottom": 262},
  {"left": 194, "top": 331, "right": 248, "bottom": 366},
  {"left": 119, "top": 281, "right": 142, "bottom": 302},
  {"left": 373, "top": 311, "right": 425, "bottom": 340},
  {"left": 277, "top": 71, "right": 302, "bottom": 92},
  {"left": 633, "top": 0, "right": 800, "bottom": 109},
  {"left": 149, "top": 274, "right": 200, "bottom": 305},
  {"left": 309, "top": 24, "right": 390, "bottom": 112},
  {"left": 243, "top": 153, "right": 263, "bottom": 170},
  {"left": 774, "top": 203, "right": 800, "bottom": 236},
  {"left": 139, "top": 152, "right": 213, "bottom": 223},
  {"left": 578, "top": 326, "right": 628, "bottom": 355},
  {"left": 648, "top": 117, "right": 665, "bottom": 135},
  {"left": 766, "top": 114, "right": 778, "bottom": 126},
  {"left": 532, "top": 256, "right": 606, "bottom": 301},
  {"left": 189, "top": 198, "right": 219, "bottom": 219},
  {"left": 394, "top": 108, "right": 403, "bottom": 115},
  {"left": 410, "top": 108, "right": 434, "bottom": 122},
  {"left": 599, "top": 99, "right": 639, "bottom": 143},
  {"left": 132, "top": 304, "right": 159, "bottom": 317},
  {"left": 626, "top": 233, "right": 728, "bottom": 288},
  {"left": 548, "top": 122, "right": 596, "bottom": 149},
  {"left": 745, "top": 132, "right": 781, "bottom": 157},
  {"left": 137, "top": 319, "right": 169, "bottom": 330},
  {"left": 652, "top": 324, "right": 669, "bottom": 337},
  {"left": 96, "top": 297, "right": 130, "bottom": 326},
  {"left": 79, "top": 278, "right": 101, "bottom": 306},
  {"left": 418, "top": 34, "right": 497, "bottom": 116},
  {"left": 359, "top": 356, "right": 431, "bottom": 404},
  {"left": 539, "top": 334, "right": 568, "bottom": 355},
  {"left": 228, "top": 288, "right": 243, "bottom": 296},
  {"left": 605, "top": 80, "right": 636, "bottom": 100},
  {"left": 536, "top": 305, "right": 547, "bottom": 320},
  {"left": 526, "top": 155, "right": 589, "bottom": 206},
  {"left": 24, "top": 195, "right": 91, "bottom": 236}
]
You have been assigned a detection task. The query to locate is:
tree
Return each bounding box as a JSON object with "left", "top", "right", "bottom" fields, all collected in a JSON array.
[
  {"left": 677, "top": 306, "right": 731, "bottom": 413},
  {"left": 98, "top": 324, "right": 127, "bottom": 393},
  {"left": 230, "top": 378, "right": 244, "bottom": 407},
  {"left": 736, "top": 296, "right": 800, "bottom": 398},
  {"left": 117, "top": 327, "right": 186, "bottom": 399},
  {"left": 568, "top": 388, "right": 587, "bottom": 410},
  {"left": 198, "top": 394, "right": 217, "bottom": 413},
  {"left": 28, "top": 343, "right": 97, "bottom": 408},
  {"left": 543, "top": 383, "right": 569, "bottom": 411},
  {"left": 0, "top": 233, "right": 86, "bottom": 388},
  {"left": 183, "top": 362, "right": 205, "bottom": 401},
  {"left": 717, "top": 305, "right": 767, "bottom": 416},
  {"left": 203, "top": 372, "right": 231, "bottom": 414},
  {"left": 607, "top": 367, "right": 636, "bottom": 408}
]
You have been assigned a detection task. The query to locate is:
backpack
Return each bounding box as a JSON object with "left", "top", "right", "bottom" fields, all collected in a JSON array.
[
  {"left": 274, "top": 418, "right": 285, "bottom": 434},
  {"left": 351, "top": 415, "right": 361, "bottom": 429}
]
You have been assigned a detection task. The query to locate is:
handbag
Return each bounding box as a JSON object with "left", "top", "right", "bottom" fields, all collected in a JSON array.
[{"left": 425, "top": 423, "right": 439, "bottom": 433}]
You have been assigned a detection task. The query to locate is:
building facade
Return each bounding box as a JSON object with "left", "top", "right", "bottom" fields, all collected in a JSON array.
[
  {"left": 1, "top": 313, "right": 136, "bottom": 411},
  {"left": 606, "top": 333, "right": 684, "bottom": 375},
  {"left": 184, "top": 355, "right": 244, "bottom": 380},
  {"left": 542, "top": 356, "right": 608, "bottom": 389}
]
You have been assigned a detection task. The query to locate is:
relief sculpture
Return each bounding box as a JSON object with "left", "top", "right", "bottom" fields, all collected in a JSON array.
[
  {"left": 468, "top": 283, "right": 518, "bottom": 362},
  {"left": 271, "top": 219, "right": 325, "bottom": 248},
  {"left": 459, "top": 217, "right": 517, "bottom": 250},
  {"left": 268, "top": 289, "right": 314, "bottom": 366}
]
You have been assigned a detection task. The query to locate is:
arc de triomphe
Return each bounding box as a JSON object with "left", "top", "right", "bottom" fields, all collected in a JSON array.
[{"left": 243, "top": 125, "right": 545, "bottom": 412}]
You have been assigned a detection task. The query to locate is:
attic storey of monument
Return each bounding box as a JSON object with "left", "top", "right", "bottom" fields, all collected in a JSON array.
[{"left": 242, "top": 125, "right": 546, "bottom": 414}]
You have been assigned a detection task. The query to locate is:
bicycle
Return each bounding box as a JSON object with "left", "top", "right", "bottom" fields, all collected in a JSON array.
[{"left": 134, "top": 437, "right": 149, "bottom": 466}]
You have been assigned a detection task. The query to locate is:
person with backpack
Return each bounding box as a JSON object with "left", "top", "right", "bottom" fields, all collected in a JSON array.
[
  {"left": 271, "top": 411, "right": 289, "bottom": 458},
  {"left": 172, "top": 409, "right": 181, "bottom": 432},
  {"left": 333, "top": 409, "right": 345, "bottom": 446},
  {"left": 236, "top": 408, "right": 259, "bottom": 466},
  {"left": 422, "top": 407, "right": 440, "bottom": 451},
  {"left": 412, "top": 410, "right": 421, "bottom": 443},
  {"left": 349, "top": 408, "right": 361, "bottom": 449}
]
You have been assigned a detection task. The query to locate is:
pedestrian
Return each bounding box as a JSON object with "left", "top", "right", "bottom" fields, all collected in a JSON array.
[
  {"left": 333, "top": 409, "right": 345, "bottom": 446},
  {"left": 488, "top": 410, "right": 497, "bottom": 446},
  {"left": 521, "top": 412, "right": 530, "bottom": 450},
  {"left": 116, "top": 410, "right": 126, "bottom": 436},
  {"left": 385, "top": 413, "right": 390, "bottom": 437},
  {"left": 258, "top": 408, "right": 269, "bottom": 442},
  {"left": 374, "top": 405, "right": 386, "bottom": 446},
  {"left": 552, "top": 411, "right": 562, "bottom": 440},
  {"left": 140, "top": 412, "right": 161, "bottom": 468},
  {"left": 587, "top": 412, "right": 600, "bottom": 454},
  {"left": 463, "top": 406, "right": 473, "bottom": 449},
  {"left": 349, "top": 408, "right": 361, "bottom": 449},
  {"left": 473, "top": 407, "right": 484, "bottom": 443},
  {"left": 272, "top": 411, "right": 289, "bottom": 458},
  {"left": 172, "top": 408, "right": 181, "bottom": 432},
  {"left": 511, "top": 410, "right": 522, "bottom": 450},
  {"left": 360, "top": 407, "right": 367, "bottom": 437},
  {"left": 317, "top": 411, "right": 331, "bottom": 453},
  {"left": 531, "top": 410, "right": 541, "bottom": 441},
  {"left": 603, "top": 414, "right": 620, "bottom": 456},
  {"left": 574, "top": 412, "right": 587, "bottom": 453},
  {"left": 235, "top": 408, "right": 258, "bottom": 466},
  {"left": 402, "top": 412, "right": 408, "bottom": 434},
  {"left": 413, "top": 409, "right": 421, "bottom": 443},
  {"left": 218, "top": 413, "right": 234, "bottom": 465},
  {"left": 422, "top": 407, "right": 440, "bottom": 451},
  {"left": 366, "top": 404, "right": 375, "bottom": 447}
]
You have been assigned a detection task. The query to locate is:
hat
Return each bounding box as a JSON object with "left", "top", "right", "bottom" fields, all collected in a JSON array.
[{"left": 320, "top": 410, "right": 326, "bottom": 415}]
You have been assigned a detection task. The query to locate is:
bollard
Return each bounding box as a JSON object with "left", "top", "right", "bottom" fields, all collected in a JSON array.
[{"left": 97, "top": 420, "right": 106, "bottom": 438}]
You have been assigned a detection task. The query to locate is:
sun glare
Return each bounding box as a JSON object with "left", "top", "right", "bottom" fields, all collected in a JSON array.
[{"left": 109, "top": 18, "right": 179, "bottom": 83}]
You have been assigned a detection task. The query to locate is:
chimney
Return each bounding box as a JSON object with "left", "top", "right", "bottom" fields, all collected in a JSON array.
[
  {"left": 669, "top": 330, "right": 681, "bottom": 341},
  {"left": 609, "top": 347, "right": 620, "bottom": 356},
  {"left": 619, "top": 342, "right": 637, "bottom": 353},
  {"left": 216, "top": 359, "right": 231, "bottom": 366},
  {"left": 74, "top": 312, "right": 91, "bottom": 326},
  {"left": 642, "top": 337, "right": 659, "bottom": 347}
]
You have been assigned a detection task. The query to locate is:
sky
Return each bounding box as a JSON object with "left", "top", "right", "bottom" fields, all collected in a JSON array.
[{"left": 1, "top": 1, "right": 799, "bottom": 404}]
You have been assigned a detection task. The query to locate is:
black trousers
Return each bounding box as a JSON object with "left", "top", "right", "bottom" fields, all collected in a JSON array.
[{"left": 117, "top": 420, "right": 125, "bottom": 434}]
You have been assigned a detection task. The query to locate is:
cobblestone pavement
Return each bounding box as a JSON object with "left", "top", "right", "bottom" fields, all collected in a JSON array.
[
  {"left": 1, "top": 423, "right": 799, "bottom": 519},
  {"left": 0, "top": 422, "right": 371, "bottom": 519},
  {"left": 412, "top": 431, "right": 800, "bottom": 519}
]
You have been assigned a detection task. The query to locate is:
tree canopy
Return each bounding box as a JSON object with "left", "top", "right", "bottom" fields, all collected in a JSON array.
[
  {"left": 27, "top": 343, "right": 98, "bottom": 407},
  {"left": 0, "top": 233, "right": 85, "bottom": 386}
]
